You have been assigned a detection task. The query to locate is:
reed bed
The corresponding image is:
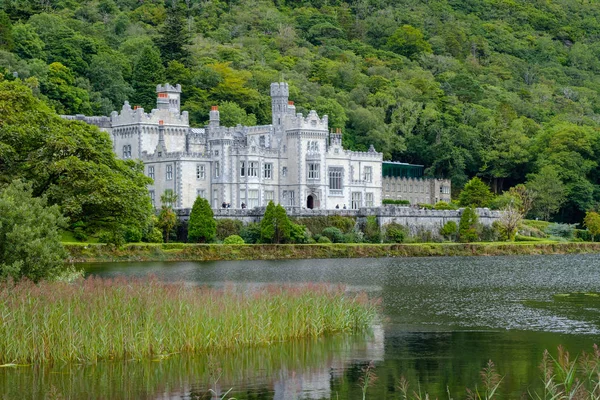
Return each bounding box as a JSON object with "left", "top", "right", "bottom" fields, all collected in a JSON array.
[{"left": 0, "top": 277, "right": 378, "bottom": 364}]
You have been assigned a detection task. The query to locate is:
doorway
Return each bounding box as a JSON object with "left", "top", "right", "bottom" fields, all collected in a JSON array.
[{"left": 307, "top": 195, "right": 314, "bottom": 209}]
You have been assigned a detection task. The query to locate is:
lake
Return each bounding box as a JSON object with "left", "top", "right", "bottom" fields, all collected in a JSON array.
[{"left": 2, "top": 254, "right": 600, "bottom": 399}]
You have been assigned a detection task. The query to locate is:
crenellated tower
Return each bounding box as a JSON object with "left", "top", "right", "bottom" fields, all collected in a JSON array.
[
  {"left": 270, "top": 82, "right": 289, "bottom": 134},
  {"left": 156, "top": 83, "right": 181, "bottom": 114}
]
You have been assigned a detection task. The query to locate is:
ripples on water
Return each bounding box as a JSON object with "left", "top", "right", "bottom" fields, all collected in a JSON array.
[{"left": 2, "top": 254, "right": 600, "bottom": 399}]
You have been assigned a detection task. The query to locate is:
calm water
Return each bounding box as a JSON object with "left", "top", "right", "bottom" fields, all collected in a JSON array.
[{"left": 3, "top": 254, "right": 600, "bottom": 399}]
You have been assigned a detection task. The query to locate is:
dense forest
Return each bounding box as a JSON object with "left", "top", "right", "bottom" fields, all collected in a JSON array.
[{"left": 1, "top": 0, "right": 600, "bottom": 222}]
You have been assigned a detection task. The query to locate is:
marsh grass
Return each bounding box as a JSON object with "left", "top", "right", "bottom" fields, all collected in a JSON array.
[{"left": 0, "top": 277, "right": 378, "bottom": 364}]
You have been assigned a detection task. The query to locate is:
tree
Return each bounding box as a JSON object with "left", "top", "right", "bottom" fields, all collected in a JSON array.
[
  {"left": 498, "top": 200, "right": 523, "bottom": 241},
  {"left": 130, "top": 46, "right": 165, "bottom": 110},
  {"left": 260, "top": 201, "right": 291, "bottom": 244},
  {"left": 156, "top": 1, "right": 191, "bottom": 65},
  {"left": 459, "top": 207, "right": 479, "bottom": 242},
  {"left": 188, "top": 196, "right": 216, "bottom": 243},
  {"left": 584, "top": 211, "right": 600, "bottom": 242},
  {"left": 40, "top": 62, "right": 92, "bottom": 115},
  {"left": 0, "top": 80, "right": 153, "bottom": 236},
  {"left": 526, "top": 166, "right": 567, "bottom": 221},
  {"left": 218, "top": 101, "right": 257, "bottom": 127},
  {"left": 0, "top": 11, "right": 14, "bottom": 51},
  {"left": 439, "top": 221, "right": 458, "bottom": 241},
  {"left": 459, "top": 177, "right": 494, "bottom": 208},
  {"left": 387, "top": 25, "right": 432, "bottom": 59},
  {"left": 156, "top": 191, "right": 178, "bottom": 243},
  {"left": 0, "top": 180, "right": 68, "bottom": 282}
]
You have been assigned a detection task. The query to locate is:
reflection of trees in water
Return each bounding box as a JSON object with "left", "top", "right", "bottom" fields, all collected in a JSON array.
[{"left": 0, "top": 326, "right": 384, "bottom": 400}]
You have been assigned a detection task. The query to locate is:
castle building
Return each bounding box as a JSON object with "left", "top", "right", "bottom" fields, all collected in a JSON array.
[
  {"left": 381, "top": 162, "right": 452, "bottom": 205},
  {"left": 67, "top": 83, "right": 384, "bottom": 210}
]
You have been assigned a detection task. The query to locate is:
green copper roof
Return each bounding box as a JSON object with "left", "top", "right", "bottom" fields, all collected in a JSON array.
[{"left": 382, "top": 162, "right": 424, "bottom": 178}]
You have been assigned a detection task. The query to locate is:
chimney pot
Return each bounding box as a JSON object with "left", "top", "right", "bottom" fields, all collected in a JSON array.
[{"left": 211, "top": 106, "right": 218, "bottom": 111}]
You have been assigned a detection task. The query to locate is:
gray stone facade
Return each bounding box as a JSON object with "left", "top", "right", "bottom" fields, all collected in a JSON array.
[{"left": 382, "top": 176, "right": 452, "bottom": 205}]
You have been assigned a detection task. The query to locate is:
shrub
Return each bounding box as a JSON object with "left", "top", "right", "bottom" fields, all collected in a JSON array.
[
  {"left": 545, "top": 223, "right": 575, "bottom": 239},
  {"left": 0, "top": 181, "right": 68, "bottom": 282},
  {"left": 240, "top": 222, "right": 261, "bottom": 244},
  {"left": 124, "top": 226, "right": 142, "bottom": 243},
  {"left": 290, "top": 223, "right": 309, "bottom": 244},
  {"left": 72, "top": 221, "right": 88, "bottom": 241},
  {"left": 322, "top": 227, "right": 345, "bottom": 243},
  {"left": 98, "top": 230, "right": 125, "bottom": 246},
  {"left": 145, "top": 227, "right": 163, "bottom": 243},
  {"left": 515, "top": 235, "right": 546, "bottom": 242},
  {"left": 317, "top": 236, "right": 332, "bottom": 243},
  {"left": 384, "top": 223, "right": 408, "bottom": 243},
  {"left": 439, "top": 221, "right": 458, "bottom": 240},
  {"left": 260, "top": 202, "right": 292, "bottom": 243},
  {"left": 417, "top": 203, "right": 433, "bottom": 209},
  {"left": 362, "top": 216, "right": 381, "bottom": 243},
  {"left": 223, "top": 235, "right": 245, "bottom": 245},
  {"left": 575, "top": 229, "right": 592, "bottom": 242},
  {"left": 434, "top": 201, "right": 457, "bottom": 210},
  {"left": 216, "top": 219, "right": 243, "bottom": 240},
  {"left": 459, "top": 207, "right": 479, "bottom": 242},
  {"left": 382, "top": 199, "right": 410, "bottom": 205},
  {"left": 188, "top": 197, "right": 216, "bottom": 243}
]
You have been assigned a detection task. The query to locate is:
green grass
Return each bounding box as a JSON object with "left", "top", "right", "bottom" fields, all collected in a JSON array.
[
  {"left": 0, "top": 277, "right": 378, "bottom": 364},
  {"left": 60, "top": 230, "right": 99, "bottom": 244}
]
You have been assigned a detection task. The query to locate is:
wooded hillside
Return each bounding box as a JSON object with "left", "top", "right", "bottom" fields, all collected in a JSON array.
[{"left": 1, "top": 0, "right": 600, "bottom": 222}]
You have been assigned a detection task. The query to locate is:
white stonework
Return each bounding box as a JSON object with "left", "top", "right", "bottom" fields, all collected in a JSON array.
[
  {"left": 382, "top": 176, "right": 452, "bottom": 205},
  {"left": 71, "top": 83, "right": 384, "bottom": 210}
]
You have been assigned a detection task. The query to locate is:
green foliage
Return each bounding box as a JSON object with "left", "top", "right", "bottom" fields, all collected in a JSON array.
[
  {"left": 124, "top": 226, "right": 142, "bottom": 243},
  {"left": 0, "top": 180, "right": 68, "bottom": 282},
  {"left": 317, "top": 235, "right": 332, "bottom": 244},
  {"left": 145, "top": 227, "right": 163, "bottom": 243},
  {"left": 290, "top": 223, "right": 308, "bottom": 244},
  {"left": 130, "top": 46, "right": 165, "bottom": 110},
  {"left": 545, "top": 223, "right": 576, "bottom": 239},
  {"left": 387, "top": 25, "right": 432, "bottom": 59},
  {"left": 156, "top": 206, "right": 176, "bottom": 244},
  {"left": 434, "top": 201, "right": 457, "bottom": 210},
  {"left": 439, "top": 221, "right": 458, "bottom": 241},
  {"left": 383, "top": 199, "right": 410, "bottom": 205},
  {"left": 156, "top": 2, "right": 190, "bottom": 65},
  {"left": 526, "top": 166, "right": 567, "bottom": 221},
  {"left": 218, "top": 101, "right": 257, "bottom": 127},
  {"left": 216, "top": 219, "right": 243, "bottom": 241},
  {"left": 362, "top": 216, "right": 381, "bottom": 243},
  {"left": 583, "top": 211, "right": 600, "bottom": 241},
  {"left": 223, "top": 235, "right": 244, "bottom": 245},
  {"left": 240, "top": 222, "right": 261, "bottom": 244},
  {"left": 0, "top": 11, "right": 14, "bottom": 51},
  {"left": 459, "top": 178, "right": 494, "bottom": 208},
  {"left": 384, "top": 223, "right": 408, "bottom": 243},
  {"left": 187, "top": 196, "right": 215, "bottom": 243},
  {"left": 418, "top": 203, "right": 433, "bottom": 210},
  {"left": 321, "top": 227, "right": 345, "bottom": 243},
  {"left": 260, "top": 201, "right": 291, "bottom": 244},
  {"left": 0, "top": 80, "right": 153, "bottom": 237},
  {"left": 459, "top": 207, "right": 479, "bottom": 243}
]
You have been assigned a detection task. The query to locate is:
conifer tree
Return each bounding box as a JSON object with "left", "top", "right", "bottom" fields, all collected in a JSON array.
[
  {"left": 130, "top": 46, "right": 165, "bottom": 110},
  {"left": 188, "top": 196, "right": 216, "bottom": 243},
  {"left": 156, "top": 0, "right": 191, "bottom": 66},
  {"left": 260, "top": 201, "right": 291, "bottom": 244}
]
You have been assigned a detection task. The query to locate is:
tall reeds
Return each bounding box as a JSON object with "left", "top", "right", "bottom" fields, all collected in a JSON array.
[{"left": 0, "top": 277, "right": 378, "bottom": 364}]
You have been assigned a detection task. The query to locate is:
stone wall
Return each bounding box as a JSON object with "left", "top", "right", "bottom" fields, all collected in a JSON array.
[{"left": 177, "top": 206, "right": 502, "bottom": 235}]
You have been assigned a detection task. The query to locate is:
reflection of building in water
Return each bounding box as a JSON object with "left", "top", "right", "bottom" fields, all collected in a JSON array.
[{"left": 272, "top": 324, "right": 385, "bottom": 399}]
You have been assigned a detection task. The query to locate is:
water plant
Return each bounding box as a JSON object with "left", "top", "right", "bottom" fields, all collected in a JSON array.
[{"left": 0, "top": 277, "right": 378, "bottom": 364}]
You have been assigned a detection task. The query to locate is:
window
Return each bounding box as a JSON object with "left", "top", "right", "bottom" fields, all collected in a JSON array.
[
  {"left": 240, "top": 161, "right": 246, "bottom": 177},
  {"left": 248, "top": 162, "right": 258, "bottom": 177},
  {"left": 264, "top": 190, "right": 274, "bottom": 204},
  {"left": 239, "top": 189, "right": 246, "bottom": 206},
  {"left": 248, "top": 190, "right": 259, "bottom": 208},
  {"left": 196, "top": 164, "right": 205, "bottom": 180},
  {"left": 288, "top": 191, "right": 295, "bottom": 206},
  {"left": 365, "top": 192, "right": 374, "bottom": 207},
  {"left": 282, "top": 167, "right": 287, "bottom": 177},
  {"left": 259, "top": 136, "right": 265, "bottom": 147},
  {"left": 213, "top": 189, "right": 218, "bottom": 208},
  {"left": 123, "top": 145, "right": 131, "bottom": 159},
  {"left": 363, "top": 166, "right": 372, "bottom": 182},
  {"left": 148, "top": 166, "right": 155, "bottom": 179},
  {"left": 351, "top": 192, "right": 362, "bottom": 209},
  {"left": 166, "top": 164, "right": 173, "bottom": 180},
  {"left": 196, "top": 189, "right": 205, "bottom": 198},
  {"left": 158, "top": 151, "right": 162, "bottom": 157},
  {"left": 329, "top": 168, "right": 343, "bottom": 191},
  {"left": 308, "top": 163, "right": 320, "bottom": 180},
  {"left": 149, "top": 190, "right": 155, "bottom": 206},
  {"left": 214, "top": 162, "right": 220, "bottom": 178},
  {"left": 263, "top": 163, "right": 272, "bottom": 179},
  {"left": 214, "top": 150, "right": 219, "bottom": 156}
]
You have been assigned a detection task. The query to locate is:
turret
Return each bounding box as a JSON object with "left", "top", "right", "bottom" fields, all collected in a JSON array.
[
  {"left": 270, "top": 82, "right": 289, "bottom": 133},
  {"left": 209, "top": 106, "right": 220, "bottom": 128},
  {"left": 156, "top": 83, "right": 181, "bottom": 113}
]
